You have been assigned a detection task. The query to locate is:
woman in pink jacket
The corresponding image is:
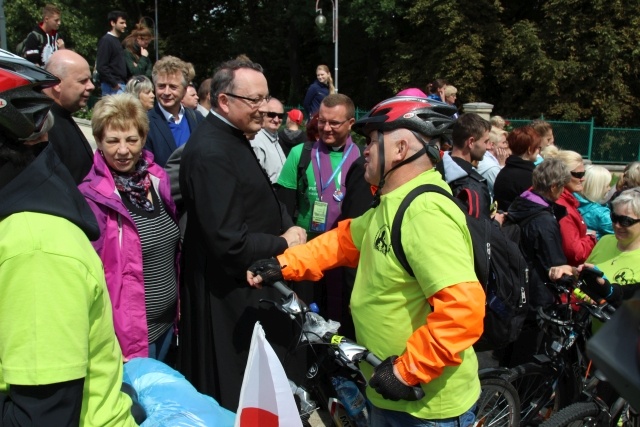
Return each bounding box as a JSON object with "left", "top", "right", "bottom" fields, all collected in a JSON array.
[{"left": 79, "top": 94, "right": 180, "bottom": 362}]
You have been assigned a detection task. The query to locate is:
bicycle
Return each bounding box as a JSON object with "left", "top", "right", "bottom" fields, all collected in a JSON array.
[
  {"left": 500, "top": 271, "right": 617, "bottom": 426},
  {"left": 263, "top": 280, "right": 521, "bottom": 427},
  {"left": 538, "top": 278, "right": 640, "bottom": 427},
  {"left": 539, "top": 369, "right": 639, "bottom": 427}
]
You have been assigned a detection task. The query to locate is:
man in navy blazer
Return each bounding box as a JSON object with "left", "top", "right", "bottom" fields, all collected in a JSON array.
[{"left": 146, "top": 55, "right": 203, "bottom": 166}]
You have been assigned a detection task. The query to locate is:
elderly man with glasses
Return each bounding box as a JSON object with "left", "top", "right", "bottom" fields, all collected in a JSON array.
[
  {"left": 250, "top": 97, "right": 287, "bottom": 183},
  {"left": 177, "top": 59, "right": 307, "bottom": 411}
]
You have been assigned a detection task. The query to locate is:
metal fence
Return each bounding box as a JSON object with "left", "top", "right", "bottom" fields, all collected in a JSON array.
[
  {"left": 508, "top": 118, "right": 640, "bottom": 165},
  {"left": 287, "top": 104, "right": 640, "bottom": 165}
]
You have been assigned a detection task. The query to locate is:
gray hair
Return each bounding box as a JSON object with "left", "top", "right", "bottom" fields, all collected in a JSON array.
[
  {"left": 125, "top": 75, "right": 154, "bottom": 98},
  {"left": 210, "top": 59, "right": 264, "bottom": 108},
  {"left": 532, "top": 158, "right": 571, "bottom": 194},
  {"left": 612, "top": 187, "right": 640, "bottom": 218}
]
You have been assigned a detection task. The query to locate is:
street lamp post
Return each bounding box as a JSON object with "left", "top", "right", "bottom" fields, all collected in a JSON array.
[{"left": 315, "top": 0, "right": 338, "bottom": 93}]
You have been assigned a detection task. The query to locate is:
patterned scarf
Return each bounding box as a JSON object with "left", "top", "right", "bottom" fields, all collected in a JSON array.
[{"left": 111, "top": 158, "right": 154, "bottom": 212}]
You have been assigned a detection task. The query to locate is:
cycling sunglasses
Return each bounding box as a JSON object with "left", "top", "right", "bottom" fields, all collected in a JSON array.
[
  {"left": 611, "top": 212, "right": 640, "bottom": 227},
  {"left": 570, "top": 170, "right": 586, "bottom": 179},
  {"left": 264, "top": 112, "right": 284, "bottom": 119}
]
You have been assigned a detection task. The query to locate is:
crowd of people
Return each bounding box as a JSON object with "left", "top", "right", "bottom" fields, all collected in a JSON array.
[{"left": 3, "top": 6, "right": 640, "bottom": 426}]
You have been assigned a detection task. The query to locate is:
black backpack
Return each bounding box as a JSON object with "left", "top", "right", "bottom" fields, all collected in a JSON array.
[
  {"left": 391, "top": 184, "right": 530, "bottom": 352},
  {"left": 16, "top": 30, "right": 44, "bottom": 58}
]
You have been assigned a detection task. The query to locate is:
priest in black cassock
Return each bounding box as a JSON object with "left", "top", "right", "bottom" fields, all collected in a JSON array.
[{"left": 178, "top": 59, "right": 307, "bottom": 411}]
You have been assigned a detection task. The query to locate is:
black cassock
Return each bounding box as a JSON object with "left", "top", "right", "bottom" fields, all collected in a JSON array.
[{"left": 178, "top": 113, "right": 307, "bottom": 411}]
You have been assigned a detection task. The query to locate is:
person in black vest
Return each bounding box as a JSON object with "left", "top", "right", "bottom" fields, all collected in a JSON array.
[{"left": 436, "top": 113, "right": 492, "bottom": 218}]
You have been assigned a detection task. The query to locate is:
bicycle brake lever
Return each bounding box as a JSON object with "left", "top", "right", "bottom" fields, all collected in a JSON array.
[{"left": 259, "top": 298, "right": 293, "bottom": 318}]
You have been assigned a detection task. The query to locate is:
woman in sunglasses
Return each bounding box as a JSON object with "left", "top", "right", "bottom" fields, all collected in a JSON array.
[
  {"left": 545, "top": 149, "right": 596, "bottom": 265},
  {"left": 585, "top": 188, "right": 640, "bottom": 306}
]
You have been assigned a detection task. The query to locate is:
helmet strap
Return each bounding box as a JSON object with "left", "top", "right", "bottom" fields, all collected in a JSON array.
[{"left": 370, "top": 130, "right": 431, "bottom": 208}]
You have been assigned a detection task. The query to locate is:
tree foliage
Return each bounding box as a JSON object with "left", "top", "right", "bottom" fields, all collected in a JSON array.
[{"left": 4, "top": 0, "right": 640, "bottom": 125}]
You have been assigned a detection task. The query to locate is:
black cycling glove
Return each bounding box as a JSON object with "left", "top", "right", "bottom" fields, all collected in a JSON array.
[
  {"left": 248, "top": 258, "right": 284, "bottom": 284},
  {"left": 579, "top": 270, "right": 624, "bottom": 307},
  {"left": 369, "top": 356, "right": 422, "bottom": 401}
]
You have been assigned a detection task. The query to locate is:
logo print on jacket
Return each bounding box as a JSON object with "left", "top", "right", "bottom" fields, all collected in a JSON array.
[{"left": 374, "top": 225, "right": 391, "bottom": 254}]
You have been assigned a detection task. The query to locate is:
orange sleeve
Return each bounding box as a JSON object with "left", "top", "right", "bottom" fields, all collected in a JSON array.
[
  {"left": 278, "top": 219, "right": 360, "bottom": 282},
  {"left": 394, "top": 281, "right": 485, "bottom": 385}
]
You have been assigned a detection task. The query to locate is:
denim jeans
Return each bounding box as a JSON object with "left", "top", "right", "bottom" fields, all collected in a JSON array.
[
  {"left": 101, "top": 82, "right": 125, "bottom": 96},
  {"left": 370, "top": 403, "right": 476, "bottom": 427},
  {"left": 148, "top": 327, "right": 174, "bottom": 362}
]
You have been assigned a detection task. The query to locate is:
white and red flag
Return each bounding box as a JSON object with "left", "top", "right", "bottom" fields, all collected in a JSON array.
[{"left": 235, "top": 322, "right": 302, "bottom": 427}]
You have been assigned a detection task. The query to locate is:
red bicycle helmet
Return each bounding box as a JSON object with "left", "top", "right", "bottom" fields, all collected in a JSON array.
[
  {"left": 353, "top": 96, "right": 456, "bottom": 139},
  {"left": 0, "top": 49, "right": 59, "bottom": 144},
  {"left": 354, "top": 96, "right": 457, "bottom": 207}
]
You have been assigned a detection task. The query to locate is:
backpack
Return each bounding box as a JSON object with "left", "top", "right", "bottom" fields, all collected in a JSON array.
[
  {"left": 390, "top": 184, "right": 530, "bottom": 352},
  {"left": 16, "top": 30, "right": 44, "bottom": 57},
  {"left": 296, "top": 140, "right": 314, "bottom": 203}
]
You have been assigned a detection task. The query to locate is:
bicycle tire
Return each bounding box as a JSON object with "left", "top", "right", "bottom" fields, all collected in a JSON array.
[
  {"left": 475, "top": 377, "right": 521, "bottom": 427},
  {"left": 507, "top": 363, "right": 573, "bottom": 425},
  {"left": 539, "top": 402, "right": 602, "bottom": 427}
]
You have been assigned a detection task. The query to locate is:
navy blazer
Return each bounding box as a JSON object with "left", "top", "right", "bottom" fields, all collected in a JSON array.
[{"left": 145, "top": 102, "right": 204, "bottom": 167}]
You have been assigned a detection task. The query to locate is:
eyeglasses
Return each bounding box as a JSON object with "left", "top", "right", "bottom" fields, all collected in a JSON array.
[
  {"left": 318, "top": 118, "right": 349, "bottom": 129},
  {"left": 223, "top": 93, "right": 271, "bottom": 107},
  {"left": 610, "top": 212, "right": 640, "bottom": 227},
  {"left": 570, "top": 170, "right": 586, "bottom": 179},
  {"left": 264, "top": 112, "right": 284, "bottom": 120}
]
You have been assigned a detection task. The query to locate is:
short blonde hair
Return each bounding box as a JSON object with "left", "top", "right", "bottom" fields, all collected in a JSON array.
[
  {"left": 444, "top": 85, "right": 457, "bottom": 97},
  {"left": 622, "top": 161, "right": 640, "bottom": 189},
  {"left": 547, "top": 149, "right": 583, "bottom": 172},
  {"left": 490, "top": 115, "right": 505, "bottom": 129},
  {"left": 91, "top": 93, "right": 149, "bottom": 142},
  {"left": 489, "top": 126, "right": 507, "bottom": 145},
  {"left": 152, "top": 56, "right": 195, "bottom": 88},
  {"left": 580, "top": 165, "right": 612, "bottom": 203}
]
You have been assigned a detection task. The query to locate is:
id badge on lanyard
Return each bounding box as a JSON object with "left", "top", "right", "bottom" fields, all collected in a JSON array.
[{"left": 310, "top": 200, "right": 329, "bottom": 233}]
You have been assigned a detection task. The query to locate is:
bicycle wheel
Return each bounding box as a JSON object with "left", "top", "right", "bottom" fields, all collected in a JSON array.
[
  {"left": 539, "top": 402, "right": 602, "bottom": 427},
  {"left": 475, "top": 377, "right": 521, "bottom": 427},
  {"left": 507, "top": 363, "right": 573, "bottom": 425}
]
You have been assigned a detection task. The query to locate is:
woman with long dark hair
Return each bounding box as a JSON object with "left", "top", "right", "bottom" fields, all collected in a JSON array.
[{"left": 122, "top": 19, "right": 154, "bottom": 79}]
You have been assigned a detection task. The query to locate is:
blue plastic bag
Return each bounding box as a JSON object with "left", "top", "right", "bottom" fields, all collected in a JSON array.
[{"left": 123, "top": 358, "right": 236, "bottom": 427}]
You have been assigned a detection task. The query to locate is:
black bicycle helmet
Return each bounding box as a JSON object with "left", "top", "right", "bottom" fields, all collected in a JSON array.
[
  {"left": 0, "top": 49, "right": 59, "bottom": 144},
  {"left": 354, "top": 96, "right": 457, "bottom": 207}
]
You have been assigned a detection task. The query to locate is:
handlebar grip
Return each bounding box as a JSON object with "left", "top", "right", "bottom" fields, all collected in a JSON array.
[{"left": 271, "top": 280, "right": 294, "bottom": 298}]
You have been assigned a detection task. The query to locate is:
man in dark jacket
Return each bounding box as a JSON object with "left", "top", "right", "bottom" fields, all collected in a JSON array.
[
  {"left": 96, "top": 11, "right": 127, "bottom": 96},
  {"left": 21, "top": 4, "right": 65, "bottom": 66},
  {"left": 146, "top": 55, "right": 203, "bottom": 167},
  {"left": 43, "top": 49, "right": 96, "bottom": 184},
  {"left": 436, "top": 112, "right": 492, "bottom": 218},
  {"left": 178, "top": 58, "right": 307, "bottom": 411}
]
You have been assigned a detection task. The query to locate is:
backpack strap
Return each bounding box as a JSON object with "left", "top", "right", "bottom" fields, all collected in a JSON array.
[
  {"left": 456, "top": 188, "right": 481, "bottom": 219},
  {"left": 391, "top": 184, "right": 455, "bottom": 277},
  {"left": 296, "top": 140, "right": 314, "bottom": 202}
]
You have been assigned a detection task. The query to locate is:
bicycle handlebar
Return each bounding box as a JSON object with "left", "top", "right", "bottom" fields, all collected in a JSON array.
[{"left": 266, "top": 280, "right": 425, "bottom": 401}]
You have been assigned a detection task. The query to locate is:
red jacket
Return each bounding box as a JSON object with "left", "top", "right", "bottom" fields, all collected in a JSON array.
[{"left": 555, "top": 188, "right": 596, "bottom": 265}]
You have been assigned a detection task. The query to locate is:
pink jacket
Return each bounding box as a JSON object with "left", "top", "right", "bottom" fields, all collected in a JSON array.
[{"left": 79, "top": 150, "right": 179, "bottom": 360}]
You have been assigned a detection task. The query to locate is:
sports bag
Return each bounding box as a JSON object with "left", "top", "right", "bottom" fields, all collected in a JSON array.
[{"left": 391, "top": 184, "right": 530, "bottom": 352}]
